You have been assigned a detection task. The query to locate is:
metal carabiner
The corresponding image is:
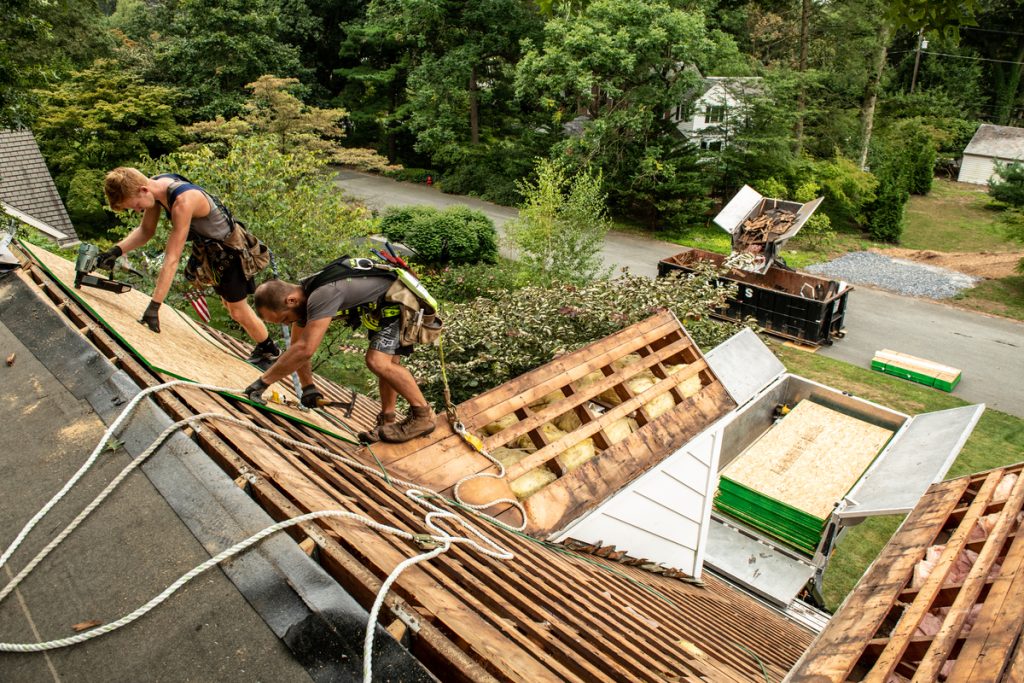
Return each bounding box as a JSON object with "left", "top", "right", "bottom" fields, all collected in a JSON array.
[{"left": 348, "top": 257, "right": 374, "bottom": 271}]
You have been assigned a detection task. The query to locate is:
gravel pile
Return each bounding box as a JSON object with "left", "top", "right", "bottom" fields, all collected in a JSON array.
[{"left": 805, "top": 251, "right": 978, "bottom": 299}]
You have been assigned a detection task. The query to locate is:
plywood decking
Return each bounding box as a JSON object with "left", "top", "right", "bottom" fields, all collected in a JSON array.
[
  {"left": 377, "top": 310, "right": 737, "bottom": 537},
  {"left": 789, "top": 463, "right": 1024, "bottom": 682},
  {"left": 11, "top": 251, "right": 816, "bottom": 683},
  {"left": 721, "top": 400, "right": 893, "bottom": 519},
  {"left": 22, "top": 244, "right": 349, "bottom": 437}
]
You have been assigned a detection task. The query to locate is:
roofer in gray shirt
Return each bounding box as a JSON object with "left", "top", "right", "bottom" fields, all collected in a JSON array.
[{"left": 244, "top": 256, "right": 437, "bottom": 444}]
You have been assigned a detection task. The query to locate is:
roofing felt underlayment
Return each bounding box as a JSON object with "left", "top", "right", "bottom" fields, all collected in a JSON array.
[{"left": 5, "top": 244, "right": 815, "bottom": 681}]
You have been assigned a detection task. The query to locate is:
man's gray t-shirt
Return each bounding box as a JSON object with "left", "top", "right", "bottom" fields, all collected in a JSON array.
[{"left": 301, "top": 277, "right": 393, "bottom": 326}]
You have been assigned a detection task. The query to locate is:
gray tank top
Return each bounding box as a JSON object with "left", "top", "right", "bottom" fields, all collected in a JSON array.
[{"left": 164, "top": 181, "right": 233, "bottom": 241}]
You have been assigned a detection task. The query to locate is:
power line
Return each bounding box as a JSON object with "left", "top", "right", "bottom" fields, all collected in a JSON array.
[
  {"left": 962, "top": 25, "right": 1024, "bottom": 38},
  {"left": 920, "top": 50, "right": 1024, "bottom": 66}
]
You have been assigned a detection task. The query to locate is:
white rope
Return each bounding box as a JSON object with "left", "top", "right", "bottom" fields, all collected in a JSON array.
[{"left": 0, "top": 381, "right": 515, "bottom": 683}]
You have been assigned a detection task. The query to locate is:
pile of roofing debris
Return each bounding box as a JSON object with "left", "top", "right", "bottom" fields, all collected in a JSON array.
[{"left": 734, "top": 207, "right": 797, "bottom": 253}]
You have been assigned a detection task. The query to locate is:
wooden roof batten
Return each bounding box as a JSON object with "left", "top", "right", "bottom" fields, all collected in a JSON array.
[
  {"left": 10, "top": 245, "right": 812, "bottom": 682},
  {"left": 787, "top": 462, "right": 1024, "bottom": 682}
]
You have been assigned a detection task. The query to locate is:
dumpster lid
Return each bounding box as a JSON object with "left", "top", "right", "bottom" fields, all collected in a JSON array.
[
  {"left": 711, "top": 185, "right": 823, "bottom": 244},
  {"left": 713, "top": 185, "right": 762, "bottom": 235},
  {"left": 704, "top": 513, "right": 816, "bottom": 606},
  {"left": 704, "top": 328, "right": 785, "bottom": 406},
  {"left": 836, "top": 404, "right": 985, "bottom": 520}
]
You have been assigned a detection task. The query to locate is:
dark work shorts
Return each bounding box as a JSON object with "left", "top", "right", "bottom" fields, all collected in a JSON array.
[
  {"left": 367, "top": 315, "right": 413, "bottom": 356},
  {"left": 212, "top": 254, "right": 256, "bottom": 303}
]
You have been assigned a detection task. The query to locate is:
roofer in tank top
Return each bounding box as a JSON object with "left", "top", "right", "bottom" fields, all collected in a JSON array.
[{"left": 99, "top": 167, "right": 280, "bottom": 369}]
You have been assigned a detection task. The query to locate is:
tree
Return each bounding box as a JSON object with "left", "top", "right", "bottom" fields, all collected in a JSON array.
[
  {"left": 32, "top": 58, "right": 182, "bottom": 234},
  {"left": 515, "top": 0, "right": 715, "bottom": 225},
  {"left": 507, "top": 159, "right": 611, "bottom": 283},
  {"left": 133, "top": 0, "right": 308, "bottom": 120},
  {"left": 989, "top": 162, "right": 1024, "bottom": 208}
]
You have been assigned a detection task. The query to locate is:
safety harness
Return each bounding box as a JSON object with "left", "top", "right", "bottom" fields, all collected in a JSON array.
[
  {"left": 301, "top": 256, "right": 441, "bottom": 343},
  {"left": 157, "top": 174, "right": 270, "bottom": 286}
]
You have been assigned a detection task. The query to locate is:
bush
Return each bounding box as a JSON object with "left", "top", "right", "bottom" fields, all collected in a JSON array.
[
  {"left": 799, "top": 157, "right": 877, "bottom": 229},
  {"left": 792, "top": 180, "right": 835, "bottom": 250},
  {"left": 379, "top": 205, "right": 498, "bottom": 265},
  {"left": 507, "top": 159, "right": 611, "bottom": 284},
  {"left": 867, "top": 172, "right": 909, "bottom": 242},
  {"left": 385, "top": 167, "right": 438, "bottom": 184},
  {"left": 406, "top": 264, "right": 744, "bottom": 404},
  {"left": 420, "top": 258, "right": 535, "bottom": 304},
  {"left": 990, "top": 162, "right": 1024, "bottom": 208},
  {"left": 752, "top": 177, "right": 789, "bottom": 199}
]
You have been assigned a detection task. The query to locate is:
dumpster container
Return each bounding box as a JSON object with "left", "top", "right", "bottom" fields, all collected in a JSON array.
[{"left": 658, "top": 247, "right": 852, "bottom": 346}]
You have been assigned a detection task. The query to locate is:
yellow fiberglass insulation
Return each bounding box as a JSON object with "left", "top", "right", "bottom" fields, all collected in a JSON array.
[
  {"left": 490, "top": 446, "right": 557, "bottom": 499},
  {"left": 512, "top": 421, "right": 565, "bottom": 451},
  {"left": 556, "top": 437, "right": 597, "bottom": 472},
  {"left": 482, "top": 413, "right": 518, "bottom": 436},
  {"left": 529, "top": 389, "right": 565, "bottom": 410},
  {"left": 555, "top": 410, "right": 582, "bottom": 432},
  {"left": 603, "top": 416, "right": 638, "bottom": 445}
]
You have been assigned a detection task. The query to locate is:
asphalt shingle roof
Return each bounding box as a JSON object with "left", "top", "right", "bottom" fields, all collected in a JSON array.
[
  {"left": 0, "top": 129, "right": 79, "bottom": 245},
  {"left": 963, "top": 123, "right": 1024, "bottom": 161}
]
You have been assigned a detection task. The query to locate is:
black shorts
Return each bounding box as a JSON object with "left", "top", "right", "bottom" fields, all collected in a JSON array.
[
  {"left": 367, "top": 315, "right": 413, "bottom": 356},
  {"left": 212, "top": 254, "right": 256, "bottom": 303}
]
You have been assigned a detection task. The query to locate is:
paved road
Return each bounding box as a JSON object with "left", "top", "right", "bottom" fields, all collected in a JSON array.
[{"left": 335, "top": 169, "right": 1024, "bottom": 417}]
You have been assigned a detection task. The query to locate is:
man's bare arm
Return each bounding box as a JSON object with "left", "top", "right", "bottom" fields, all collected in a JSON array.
[{"left": 261, "top": 317, "right": 331, "bottom": 385}]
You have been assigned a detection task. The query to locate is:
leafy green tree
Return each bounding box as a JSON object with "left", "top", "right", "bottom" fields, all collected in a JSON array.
[
  {"left": 507, "top": 159, "right": 611, "bottom": 283},
  {"left": 121, "top": 0, "right": 308, "bottom": 120},
  {"left": 405, "top": 264, "right": 742, "bottom": 404},
  {"left": 516, "top": 0, "right": 715, "bottom": 225},
  {"left": 989, "top": 162, "right": 1024, "bottom": 208},
  {"left": 32, "top": 58, "right": 182, "bottom": 234},
  {"left": 1, "top": 0, "right": 113, "bottom": 127},
  {"left": 866, "top": 140, "right": 912, "bottom": 242},
  {"left": 379, "top": 205, "right": 498, "bottom": 265}
]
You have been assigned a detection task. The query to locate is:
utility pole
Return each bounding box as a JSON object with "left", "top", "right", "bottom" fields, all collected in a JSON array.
[{"left": 910, "top": 30, "right": 928, "bottom": 94}]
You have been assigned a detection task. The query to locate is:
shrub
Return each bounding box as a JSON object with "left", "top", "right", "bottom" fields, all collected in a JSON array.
[
  {"left": 420, "top": 258, "right": 535, "bottom": 304},
  {"left": 507, "top": 158, "right": 611, "bottom": 284},
  {"left": 990, "top": 162, "right": 1024, "bottom": 208},
  {"left": 379, "top": 205, "right": 498, "bottom": 265},
  {"left": 406, "top": 264, "right": 744, "bottom": 404},
  {"left": 867, "top": 171, "right": 909, "bottom": 242},
  {"left": 801, "top": 156, "right": 877, "bottom": 229},
  {"left": 793, "top": 180, "right": 835, "bottom": 250},
  {"left": 385, "top": 167, "right": 438, "bottom": 184},
  {"left": 752, "top": 177, "right": 789, "bottom": 199}
]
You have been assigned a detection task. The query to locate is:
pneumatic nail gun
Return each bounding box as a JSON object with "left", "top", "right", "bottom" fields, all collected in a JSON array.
[{"left": 74, "top": 243, "right": 134, "bottom": 294}]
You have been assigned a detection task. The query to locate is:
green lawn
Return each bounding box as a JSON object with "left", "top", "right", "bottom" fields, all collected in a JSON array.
[
  {"left": 774, "top": 344, "right": 1024, "bottom": 611},
  {"left": 953, "top": 274, "right": 1024, "bottom": 321},
  {"left": 903, "top": 180, "right": 1010, "bottom": 252}
]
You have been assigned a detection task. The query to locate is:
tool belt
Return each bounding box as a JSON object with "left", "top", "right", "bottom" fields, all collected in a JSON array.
[
  {"left": 384, "top": 279, "right": 443, "bottom": 346},
  {"left": 183, "top": 221, "right": 270, "bottom": 287}
]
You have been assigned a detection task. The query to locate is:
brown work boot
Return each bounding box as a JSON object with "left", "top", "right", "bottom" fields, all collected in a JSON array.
[
  {"left": 379, "top": 405, "right": 436, "bottom": 443},
  {"left": 357, "top": 412, "right": 395, "bottom": 444}
]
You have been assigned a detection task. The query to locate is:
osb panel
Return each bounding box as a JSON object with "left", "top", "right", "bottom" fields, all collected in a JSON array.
[
  {"left": 721, "top": 399, "right": 893, "bottom": 519},
  {"left": 24, "top": 244, "right": 336, "bottom": 433}
]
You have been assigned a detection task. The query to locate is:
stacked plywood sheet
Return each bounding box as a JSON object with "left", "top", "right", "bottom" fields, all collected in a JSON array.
[
  {"left": 790, "top": 463, "right": 1024, "bottom": 682},
  {"left": 715, "top": 400, "right": 894, "bottom": 553},
  {"left": 872, "top": 349, "right": 962, "bottom": 392}
]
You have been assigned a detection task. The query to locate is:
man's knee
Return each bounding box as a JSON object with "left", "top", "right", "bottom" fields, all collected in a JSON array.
[{"left": 365, "top": 350, "right": 393, "bottom": 374}]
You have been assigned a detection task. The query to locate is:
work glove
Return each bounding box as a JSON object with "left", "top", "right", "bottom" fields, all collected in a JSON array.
[
  {"left": 244, "top": 378, "right": 269, "bottom": 405},
  {"left": 300, "top": 384, "right": 324, "bottom": 409},
  {"left": 96, "top": 245, "right": 122, "bottom": 271},
  {"left": 139, "top": 300, "right": 161, "bottom": 333}
]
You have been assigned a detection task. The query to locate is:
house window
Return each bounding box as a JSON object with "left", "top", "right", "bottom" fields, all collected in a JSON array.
[
  {"left": 705, "top": 105, "right": 725, "bottom": 124},
  {"left": 674, "top": 104, "right": 684, "bottom": 121},
  {"left": 708, "top": 140, "right": 723, "bottom": 151}
]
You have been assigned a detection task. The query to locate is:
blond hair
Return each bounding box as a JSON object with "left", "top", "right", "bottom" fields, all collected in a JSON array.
[{"left": 103, "top": 167, "right": 150, "bottom": 210}]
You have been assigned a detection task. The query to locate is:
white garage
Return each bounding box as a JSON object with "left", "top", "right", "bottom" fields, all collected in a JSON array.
[{"left": 958, "top": 123, "right": 1024, "bottom": 185}]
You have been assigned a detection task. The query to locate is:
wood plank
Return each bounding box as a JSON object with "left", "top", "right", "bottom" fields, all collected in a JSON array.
[
  {"left": 787, "top": 477, "right": 971, "bottom": 682},
  {"left": 479, "top": 337, "right": 694, "bottom": 451},
  {"left": 940, "top": 471, "right": 1024, "bottom": 683},
  {"left": 721, "top": 400, "right": 894, "bottom": 519},
  {"left": 505, "top": 360, "right": 708, "bottom": 481},
  {"left": 458, "top": 312, "right": 681, "bottom": 420},
  {"left": 863, "top": 469, "right": 1005, "bottom": 683}
]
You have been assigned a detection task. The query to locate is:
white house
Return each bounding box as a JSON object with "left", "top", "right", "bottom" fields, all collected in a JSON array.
[
  {"left": 957, "top": 123, "right": 1024, "bottom": 185},
  {"left": 671, "top": 77, "right": 761, "bottom": 151}
]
